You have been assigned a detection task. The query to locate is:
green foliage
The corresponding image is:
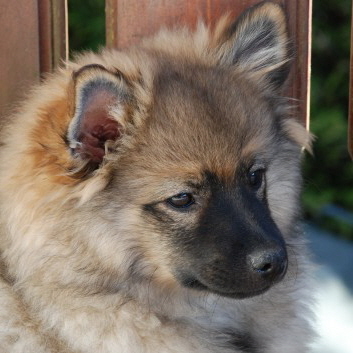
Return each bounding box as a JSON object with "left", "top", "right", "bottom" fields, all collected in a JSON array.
[
  {"left": 68, "top": 0, "right": 105, "bottom": 53},
  {"left": 303, "top": 0, "right": 353, "bottom": 240}
]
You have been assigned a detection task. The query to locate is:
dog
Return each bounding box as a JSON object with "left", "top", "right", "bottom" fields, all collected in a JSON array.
[{"left": 0, "top": 2, "right": 314, "bottom": 352}]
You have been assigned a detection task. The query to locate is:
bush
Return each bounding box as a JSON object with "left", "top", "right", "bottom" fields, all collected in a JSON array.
[
  {"left": 68, "top": 0, "right": 105, "bottom": 53},
  {"left": 303, "top": 0, "right": 353, "bottom": 240}
]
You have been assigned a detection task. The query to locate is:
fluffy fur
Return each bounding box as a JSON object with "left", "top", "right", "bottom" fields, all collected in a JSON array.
[{"left": 0, "top": 2, "right": 314, "bottom": 352}]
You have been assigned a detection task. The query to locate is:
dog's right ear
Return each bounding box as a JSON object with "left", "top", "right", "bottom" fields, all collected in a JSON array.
[
  {"left": 67, "top": 64, "right": 131, "bottom": 169},
  {"left": 213, "top": 1, "right": 291, "bottom": 92}
]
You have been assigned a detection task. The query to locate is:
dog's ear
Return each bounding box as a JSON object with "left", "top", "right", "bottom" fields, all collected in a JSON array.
[
  {"left": 215, "top": 2, "right": 291, "bottom": 91},
  {"left": 67, "top": 64, "right": 131, "bottom": 167}
]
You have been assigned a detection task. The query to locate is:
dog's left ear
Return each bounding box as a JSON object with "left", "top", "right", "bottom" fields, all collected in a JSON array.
[
  {"left": 215, "top": 1, "right": 291, "bottom": 91},
  {"left": 67, "top": 64, "right": 131, "bottom": 167}
]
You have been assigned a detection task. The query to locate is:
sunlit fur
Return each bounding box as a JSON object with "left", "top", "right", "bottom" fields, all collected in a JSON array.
[{"left": 0, "top": 2, "right": 314, "bottom": 352}]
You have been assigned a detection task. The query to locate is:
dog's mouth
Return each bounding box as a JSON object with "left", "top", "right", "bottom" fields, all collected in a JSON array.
[
  {"left": 180, "top": 276, "right": 272, "bottom": 299},
  {"left": 176, "top": 246, "right": 288, "bottom": 299}
]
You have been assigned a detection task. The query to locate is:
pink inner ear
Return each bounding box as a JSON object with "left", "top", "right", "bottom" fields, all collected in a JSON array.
[{"left": 73, "top": 90, "right": 122, "bottom": 164}]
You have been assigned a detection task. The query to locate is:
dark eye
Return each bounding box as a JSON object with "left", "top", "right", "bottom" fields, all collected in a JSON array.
[
  {"left": 248, "top": 169, "right": 265, "bottom": 190},
  {"left": 167, "top": 193, "right": 195, "bottom": 209}
]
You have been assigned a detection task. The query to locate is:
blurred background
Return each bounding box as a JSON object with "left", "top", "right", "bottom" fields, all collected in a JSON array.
[{"left": 68, "top": 1, "right": 353, "bottom": 352}]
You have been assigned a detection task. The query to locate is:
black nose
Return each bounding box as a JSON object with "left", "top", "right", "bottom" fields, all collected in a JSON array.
[{"left": 247, "top": 248, "right": 288, "bottom": 282}]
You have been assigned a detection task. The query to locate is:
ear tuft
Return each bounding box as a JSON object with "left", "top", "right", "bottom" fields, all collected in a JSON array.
[
  {"left": 68, "top": 64, "right": 130, "bottom": 167},
  {"left": 281, "top": 118, "right": 314, "bottom": 154},
  {"left": 216, "top": 1, "right": 292, "bottom": 90}
]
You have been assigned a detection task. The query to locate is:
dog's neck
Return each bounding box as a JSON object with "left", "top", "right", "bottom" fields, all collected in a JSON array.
[{"left": 5, "top": 270, "right": 248, "bottom": 353}]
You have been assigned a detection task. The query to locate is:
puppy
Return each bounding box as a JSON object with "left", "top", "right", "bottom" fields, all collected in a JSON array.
[{"left": 0, "top": 2, "right": 314, "bottom": 352}]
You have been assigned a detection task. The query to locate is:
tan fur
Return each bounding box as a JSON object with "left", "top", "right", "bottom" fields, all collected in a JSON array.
[{"left": 0, "top": 2, "right": 314, "bottom": 353}]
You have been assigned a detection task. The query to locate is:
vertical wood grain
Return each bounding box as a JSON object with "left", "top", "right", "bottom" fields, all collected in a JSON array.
[
  {"left": 285, "top": 0, "right": 312, "bottom": 130},
  {"left": 0, "top": 0, "right": 68, "bottom": 118},
  {"left": 38, "top": 0, "right": 68, "bottom": 74},
  {"left": 38, "top": 0, "right": 53, "bottom": 74},
  {"left": 51, "top": 0, "right": 68, "bottom": 68},
  {"left": 106, "top": 0, "right": 261, "bottom": 49},
  {"left": 105, "top": 0, "right": 312, "bottom": 127},
  {"left": 0, "top": 0, "right": 40, "bottom": 117}
]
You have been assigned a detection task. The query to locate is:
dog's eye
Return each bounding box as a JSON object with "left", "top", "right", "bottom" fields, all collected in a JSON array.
[
  {"left": 248, "top": 169, "right": 265, "bottom": 190},
  {"left": 167, "top": 193, "right": 195, "bottom": 209}
]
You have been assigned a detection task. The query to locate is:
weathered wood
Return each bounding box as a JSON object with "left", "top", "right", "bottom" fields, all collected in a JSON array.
[
  {"left": 349, "top": 0, "right": 353, "bottom": 159},
  {"left": 51, "top": 0, "right": 68, "bottom": 68},
  {"left": 38, "top": 0, "right": 68, "bottom": 74},
  {"left": 38, "top": 0, "right": 53, "bottom": 74},
  {"left": 106, "top": 0, "right": 261, "bottom": 49},
  {"left": 106, "top": 0, "right": 312, "bottom": 127},
  {"left": 285, "top": 0, "right": 312, "bottom": 130},
  {"left": 0, "top": 0, "right": 68, "bottom": 119},
  {"left": 0, "top": 0, "right": 40, "bottom": 117}
]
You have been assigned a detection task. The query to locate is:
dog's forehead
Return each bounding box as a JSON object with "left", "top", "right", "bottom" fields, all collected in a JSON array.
[
  {"left": 152, "top": 63, "right": 273, "bottom": 138},
  {"left": 134, "top": 63, "right": 276, "bottom": 181}
]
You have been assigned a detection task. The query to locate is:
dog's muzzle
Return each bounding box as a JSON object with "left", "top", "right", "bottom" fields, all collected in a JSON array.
[{"left": 177, "top": 244, "right": 288, "bottom": 299}]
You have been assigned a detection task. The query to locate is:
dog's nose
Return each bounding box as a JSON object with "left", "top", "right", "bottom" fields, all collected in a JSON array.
[{"left": 247, "top": 248, "right": 288, "bottom": 282}]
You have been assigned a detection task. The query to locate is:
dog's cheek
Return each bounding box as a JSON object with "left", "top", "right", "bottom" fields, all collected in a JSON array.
[
  {"left": 138, "top": 206, "right": 197, "bottom": 286},
  {"left": 266, "top": 151, "right": 302, "bottom": 236}
]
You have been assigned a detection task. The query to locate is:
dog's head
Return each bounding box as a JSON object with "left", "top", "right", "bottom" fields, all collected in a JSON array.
[{"left": 2, "top": 2, "right": 311, "bottom": 300}]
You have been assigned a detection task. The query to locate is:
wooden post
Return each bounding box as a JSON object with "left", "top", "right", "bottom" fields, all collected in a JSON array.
[
  {"left": 0, "top": 0, "right": 68, "bottom": 118},
  {"left": 0, "top": 0, "right": 40, "bottom": 117},
  {"left": 106, "top": 0, "right": 312, "bottom": 128},
  {"left": 38, "top": 0, "right": 68, "bottom": 74}
]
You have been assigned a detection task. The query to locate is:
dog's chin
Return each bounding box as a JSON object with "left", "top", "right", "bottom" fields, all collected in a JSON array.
[{"left": 179, "top": 276, "right": 272, "bottom": 299}]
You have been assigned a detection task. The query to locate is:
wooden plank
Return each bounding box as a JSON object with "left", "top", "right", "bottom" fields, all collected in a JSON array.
[
  {"left": 51, "top": 0, "right": 68, "bottom": 68},
  {"left": 38, "top": 0, "right": 53, "bottom": 74},
  {"left": 349, "top": 0, "right": 353, "bottom": 159},
  {"left": 106, "top": 0, "right": 312, "bottom": 127},
  {"left": 106, "top": 0, "right": 260, "bottom": 49},
  {"left": 0, "top": 0, "right": 40, "bottom": 117},
  {"left": 0, "top": 0, "right": 68, "bottom": 119},
  {"left": 106, "top": 0, "right": 119, "bottom": 50},
  {"left": 285, "top": 0, "right": 312, "bottom": 130},
  {"left": 38, "top": 0, "right": 68, "bottom": 74}
]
